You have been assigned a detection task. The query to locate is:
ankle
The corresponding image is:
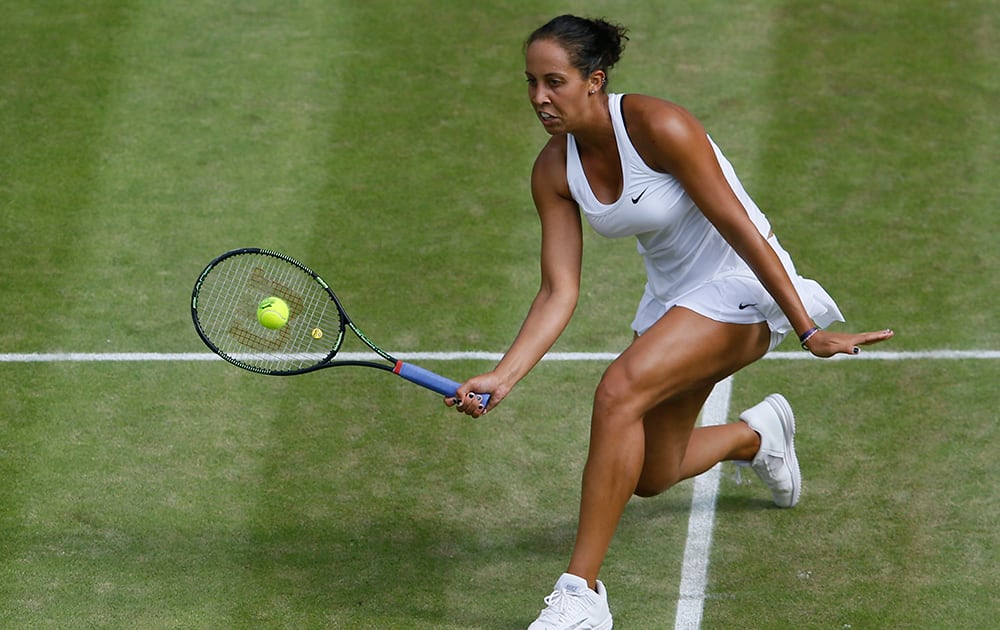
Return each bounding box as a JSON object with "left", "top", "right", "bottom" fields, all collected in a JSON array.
[{"left": 732, "top": 421, "right": 762, "bottom": 461}]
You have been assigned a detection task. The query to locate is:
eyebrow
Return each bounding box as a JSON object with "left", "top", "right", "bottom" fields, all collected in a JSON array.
[{"left": 524, "top": 71, "right": 569, "bottom": 80}]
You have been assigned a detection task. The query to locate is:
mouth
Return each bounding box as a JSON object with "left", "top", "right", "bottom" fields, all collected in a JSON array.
[{"left": 537, "top": 111, "right": 559, "bottom": 125}]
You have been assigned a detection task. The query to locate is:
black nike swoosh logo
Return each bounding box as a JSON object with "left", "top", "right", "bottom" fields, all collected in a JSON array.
[
  {"left": 738, "top": 302, "right": 757, "bottom": 310},
  {"left": 631, "top": 188, "right": 648, "bottom": 204}
]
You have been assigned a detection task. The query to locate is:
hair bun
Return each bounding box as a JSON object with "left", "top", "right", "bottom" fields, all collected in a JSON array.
[{"left": 527, "top": 15, "right": 630, "bottom": 82}]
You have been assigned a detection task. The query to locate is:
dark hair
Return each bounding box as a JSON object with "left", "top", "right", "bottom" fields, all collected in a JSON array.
[{"left": 526, "top": 15, "right": 629, "bottom": 85}]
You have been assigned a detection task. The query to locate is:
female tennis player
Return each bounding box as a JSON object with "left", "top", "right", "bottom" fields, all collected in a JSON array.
[{"left": 450, "top": 15, "right": 894, "bottom": 629}]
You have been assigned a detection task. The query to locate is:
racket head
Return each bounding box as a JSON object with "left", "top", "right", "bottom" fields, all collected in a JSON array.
[{"left": 191, "top": 248, "right": 346, "bottom": 375}]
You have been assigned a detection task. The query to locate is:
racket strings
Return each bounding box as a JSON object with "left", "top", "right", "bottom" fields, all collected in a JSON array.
[{"left": 195, "top": 252, "right": 343, "bottom": 373}]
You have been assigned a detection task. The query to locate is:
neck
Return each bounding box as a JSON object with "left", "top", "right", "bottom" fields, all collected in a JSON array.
[{"left": 571, "top": 92, "right": 615, "bottom": 148}]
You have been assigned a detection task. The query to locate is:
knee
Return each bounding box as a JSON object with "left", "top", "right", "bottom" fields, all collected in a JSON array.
[
  {"left": 633, "top": 483, "right": 660, "bottom": 499},
  {"left": 593, "top": 362, "right": 644, "bottom": 418},
  {"left": 633, "top": 470, "right": 681, "bottom": 499},
  {"left": 593, "top": 354, "right": 693, "bottom": 420}
]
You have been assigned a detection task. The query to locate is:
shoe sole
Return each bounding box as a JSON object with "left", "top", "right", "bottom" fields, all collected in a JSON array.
[
  {"left": 531, "top": 611, "right": 613, "bottom": 629},
  {"left": 764, "top": 393, "right": 801, "bottom": 507}
]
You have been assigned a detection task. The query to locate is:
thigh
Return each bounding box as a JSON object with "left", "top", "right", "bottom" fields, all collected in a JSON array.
[{"left": 599, "top": 306, "right": 771, "bottom": 417}]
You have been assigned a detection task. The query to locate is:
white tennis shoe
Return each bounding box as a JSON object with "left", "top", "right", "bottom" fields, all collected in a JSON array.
[
  {"left": 527, "top": 573, "right": 613, "bottom": 630},
  {"left": 739, "top": 393, "right": 801, "bottom": 508}
]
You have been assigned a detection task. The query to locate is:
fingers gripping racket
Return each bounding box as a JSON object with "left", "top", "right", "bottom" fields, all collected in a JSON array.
[{"left": 191, "top": 248, "right": 489, "bottom": 407}]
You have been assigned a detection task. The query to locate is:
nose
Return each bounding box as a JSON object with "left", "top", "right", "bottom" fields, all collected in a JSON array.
[{"left": 529, "top": 84, "right": 549, "bottom": 107}]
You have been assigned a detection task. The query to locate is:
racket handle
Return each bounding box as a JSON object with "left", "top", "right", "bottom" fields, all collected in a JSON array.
[{"left": 393, "top": 361, "right": 491, "bottom": 409}]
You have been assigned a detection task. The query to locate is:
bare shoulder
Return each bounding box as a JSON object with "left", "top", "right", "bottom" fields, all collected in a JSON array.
[
  {"left": 620, "top": 93, "right": 703, "bottom": 135},
  {"left": 531, "top": 135, "right": 572, "bottom": 203},
  {"left": 620, "top": 94, "right": 708, "bottom": 171},
  {"left": 533, "top": 134, "right": 568, "bottom": 174}
]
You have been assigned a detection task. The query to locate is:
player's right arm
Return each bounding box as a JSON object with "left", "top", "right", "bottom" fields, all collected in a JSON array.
[{"left": 452, "top": 138, "right": 582, "bottom": 415}]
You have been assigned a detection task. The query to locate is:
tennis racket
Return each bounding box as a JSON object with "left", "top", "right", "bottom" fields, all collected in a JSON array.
[{"left": 191, "top": 247, "right": 489, "bottom": 408}]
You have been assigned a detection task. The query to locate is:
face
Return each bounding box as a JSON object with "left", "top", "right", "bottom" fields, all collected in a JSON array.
[{"left": 525, "top": 39, "right": 603, "bottom": 135}]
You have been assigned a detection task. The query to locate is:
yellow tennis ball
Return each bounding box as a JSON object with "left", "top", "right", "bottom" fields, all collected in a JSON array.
[{"left": 256, "top": 296, "right": 289, "bottom": 330}]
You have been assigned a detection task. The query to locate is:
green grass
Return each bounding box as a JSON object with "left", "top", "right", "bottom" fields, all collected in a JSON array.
[{"left": 1, "top": 1, "right": 997, "bottom": 628}]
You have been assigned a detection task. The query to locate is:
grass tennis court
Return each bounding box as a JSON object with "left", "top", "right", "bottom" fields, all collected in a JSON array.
[{"left": 2, "top": 1, "right": 997, "bottom": 628}]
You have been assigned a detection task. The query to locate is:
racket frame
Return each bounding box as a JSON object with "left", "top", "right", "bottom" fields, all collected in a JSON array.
[{"left": 191, "top": 247, "right": 489, "bottom": 406}]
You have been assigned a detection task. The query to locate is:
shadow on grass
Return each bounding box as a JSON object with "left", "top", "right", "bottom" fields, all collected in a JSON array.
[{"left": 231, "top": 507, "right": 580, "bottom": 629}]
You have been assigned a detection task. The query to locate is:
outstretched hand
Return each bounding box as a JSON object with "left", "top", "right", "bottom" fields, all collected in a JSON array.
[{"left": 803, "top": 328, "right": 894, "bottom": 358}]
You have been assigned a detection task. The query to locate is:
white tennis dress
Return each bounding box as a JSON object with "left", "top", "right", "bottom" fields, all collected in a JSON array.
[{"left": 565, "top": 93, "right": 843, "bottom": 348}]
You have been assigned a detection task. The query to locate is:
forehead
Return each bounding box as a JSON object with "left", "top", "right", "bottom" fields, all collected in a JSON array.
[{"left": 525, "top": 39, "right": 575, "bottom": 75}]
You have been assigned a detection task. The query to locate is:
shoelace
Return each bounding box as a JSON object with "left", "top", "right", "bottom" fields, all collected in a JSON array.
[
  {"left": 733, "top": 460, "right": 750, "bottom": 485},
  {"left": 733, "top": 451, "right": 785, "bottom": 485},
  {"left": 537, "top": 588, "right": 589, "bottom": 621}
]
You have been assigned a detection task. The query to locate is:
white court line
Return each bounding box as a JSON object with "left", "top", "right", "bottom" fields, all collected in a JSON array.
[
  {"left": 0, "top": 350, "right": 998, "bottom": 362},
  {"left": 675, "top": 377, "right": 732, "bottom": 630}
]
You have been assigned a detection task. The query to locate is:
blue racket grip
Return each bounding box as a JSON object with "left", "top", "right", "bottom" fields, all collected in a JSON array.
[{"left": 393, "top": 361, "right": 491, "bottom": 409}]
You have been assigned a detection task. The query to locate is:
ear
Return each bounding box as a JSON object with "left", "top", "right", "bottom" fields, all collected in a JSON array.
[{"left": 588, "top": 70, "right": 607, "bottom": 95}]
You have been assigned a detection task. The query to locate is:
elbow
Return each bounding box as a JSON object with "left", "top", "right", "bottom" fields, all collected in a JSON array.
[
  {"left": 536, "top": 282, "right": 579, "bottom": 321},
  {"left": 541, "top": 281, "right": 579, "bottom": 309}
]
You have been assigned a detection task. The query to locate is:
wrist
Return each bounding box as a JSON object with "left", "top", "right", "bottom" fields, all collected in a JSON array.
[{"left": 798, "top": 326, "right": 821, "bottom": 350}]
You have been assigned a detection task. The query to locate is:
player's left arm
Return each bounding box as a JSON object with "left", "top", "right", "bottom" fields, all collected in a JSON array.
[{"left": 625, "top": 95, "right": 893, "bottom": 356}]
